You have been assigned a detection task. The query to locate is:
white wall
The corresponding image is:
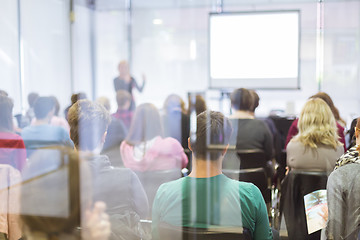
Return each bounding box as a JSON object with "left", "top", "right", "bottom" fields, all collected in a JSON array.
[
  {"left": 21, "top": 0, "right": 72, "bottom": 116},
  {"left": 0, "top": 0, "right": 21, "bottom": 113}
]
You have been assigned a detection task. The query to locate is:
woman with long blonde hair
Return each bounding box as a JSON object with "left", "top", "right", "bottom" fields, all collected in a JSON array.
[{"left": 286, "top": 98, "right": 344, "bottom": 172}]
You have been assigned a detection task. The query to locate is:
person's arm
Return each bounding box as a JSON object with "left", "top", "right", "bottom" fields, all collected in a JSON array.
[
  {"left": 251, "top": 185, "right": 273, "bottom": 240},
  {"left": 131, "top": 76, "right": 145, "bottom": 93},
  {"left": 285, "top": 120, "right": 299, "bottom": 149},
  {"left": 130, "top": 170, "right": 149, "bottom": 219},
  {"left": 326, "top": 171, "right": 345, "bottom": 240}
]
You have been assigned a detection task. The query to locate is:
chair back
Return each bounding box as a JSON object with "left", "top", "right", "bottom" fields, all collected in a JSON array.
[
  {"left": 280, "top": 170, "right": 328, "bottom": 240},
  {"left": 237, "top": 149, "right": 268, "bottom": 169},
  {"left": 135, "top": 169, "right": 182, "bottom": 213},
  {"left": 24, "top": 140, "right": 68, "bottom": 158},
  {"left": 159, "top": 222, "right": 252, "bottom": 240}
]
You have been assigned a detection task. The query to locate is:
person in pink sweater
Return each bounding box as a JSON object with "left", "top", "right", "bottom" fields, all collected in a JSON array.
[{"left": 120, "top": 103, "right": 188, "bottom": 172}]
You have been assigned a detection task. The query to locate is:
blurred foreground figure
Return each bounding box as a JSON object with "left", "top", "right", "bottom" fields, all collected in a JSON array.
[
  {"left": 68, "top": 100, "right": 149, "bottom": 240},
  {"left": 326, "top": 117, "right": 360, "bottom": 239},
  {"left": 151, "top": 111, "right": 273, "bottom": 240},
  {"left": 20, "top": 146, "right": 110, "bottom": 240}
]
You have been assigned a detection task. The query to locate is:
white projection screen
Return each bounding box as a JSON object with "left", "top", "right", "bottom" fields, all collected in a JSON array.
[{"left": 209, "top": 11, "right": 300, "bottom": 89}]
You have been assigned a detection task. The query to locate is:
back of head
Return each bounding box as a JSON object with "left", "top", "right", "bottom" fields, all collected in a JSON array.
[
  {"left": 28, "top": 92, "right": 39, "bottom": 108},
  {"left": 0, "top": 89, "right": 9, "bottom": 97},
  {"left": 296, "top": 98, "right": 340, "bottom": 149},
  {"left": 21, "top": 146, "right": 83, "bottom": 237},
  {"left": 249, "top": 90, "right": 260, "bottom": 112},
  {"left": 116, "top": 90, "right": 132, "bottom": 109},
  {"left": 230, "top": 88, "right": 253, "bottom": 111},
  {"left": 68, "top": 100, "right": 111, "bottom": 151},
  {"left": 71, "top": 93, "right": 87, "bottom": 106},
  {"left": 164, "top": 94, "right": 185, "bottom": 113},
  {"left": 34, "top": 97, "right": 55, "bottom": 120},
  {"left": 190, "top": 111, "right": 232, "bottom": 160},
  {"left": 0, "top": 95, "right": 14, "bottom": 131},
  {"left": 310, "top": 92, "right": 341, "bottom": 122},
  {"left": 126, "top": 103, "right": 163, "bottom": 145},
  {"left": 195, "top": 95, "right": 207, "bottom": 116},
  {"left": 96, "top": 96, "right": 111, "bottom": 112}
]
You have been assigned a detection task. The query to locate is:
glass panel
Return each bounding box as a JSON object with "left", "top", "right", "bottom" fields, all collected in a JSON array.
[
  {"left": 21, "top": 0, "right": 72, "bottom": 117},
  {"left": 0, "top": 0, "right": 21, "bottom": 113}
]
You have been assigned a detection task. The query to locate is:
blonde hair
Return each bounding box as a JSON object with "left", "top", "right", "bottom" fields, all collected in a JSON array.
[{"left": 294, "top": 98, "right": 341, "bottom": 149}]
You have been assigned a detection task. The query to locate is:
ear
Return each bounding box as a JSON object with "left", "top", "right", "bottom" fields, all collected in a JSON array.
[
  {"left": 188, "top": 137, "right": 193, "bottom": 151},
  {"left": 101, "top": 131, "right": 107, "bottom": 144},
  {"left": 222, "top": 144, "right": 229, "bottom": 156}
]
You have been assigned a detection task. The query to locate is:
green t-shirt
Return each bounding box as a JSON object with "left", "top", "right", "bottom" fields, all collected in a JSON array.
[{"left": 152, "top": 174, "right": 272, "bottom": 240}]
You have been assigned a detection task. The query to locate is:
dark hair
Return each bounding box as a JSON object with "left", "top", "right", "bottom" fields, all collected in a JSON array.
[
  {"left": 0, "top": 95, "right": 14, "bottom": 131},
  {"left": 68, "top": 100, "right": 111, "bottom": 151},
  {"left": 33, "top": 97, "right": 55, "bottom": 119},
  {"left": 190, "top": 111, "right": 232, "bottom": 160},
  {"left": 51, "top": 96, "right": 60, "bottom": 116},
  {"left": 125, "top": 103, "right": 163, "bottom": 145},
  {"left": 309, "top": 92, "right": 345, "bottom": 125},
  {"left": 188, "top": 95, "right": 207, "bottom": 116},
  {"left": 249, "top": 90, "right": 259, "bottom": 112},
  {"left": 21, "top": 146, "right": 85, "bottom": 237},
  {"left": 116, "top": 90, "right": 132, "bottom": 108},
  {"left": 28, "top": 92, "right": 39, "bottom": 107},
  {"left": 71, "top": 93, "right": 87, "bottom": 105},
  {"left": 230, "top": 88, "right": 253, "bottom": 111}
]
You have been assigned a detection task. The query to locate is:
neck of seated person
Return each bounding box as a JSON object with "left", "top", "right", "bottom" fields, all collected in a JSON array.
[
  {"left": 230, "top": 110, "right": 254, "bottom": 119},
  {"left": 188, "top": 157, "right": 223, "bottom": 178},
  {"left": 32, "top": 117, "right": 51, "bottom": 126}
]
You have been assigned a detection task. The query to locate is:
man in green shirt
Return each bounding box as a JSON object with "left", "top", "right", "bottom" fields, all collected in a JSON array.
[{"left": 152, "top": 111, "right": 273, "bottom": 240}]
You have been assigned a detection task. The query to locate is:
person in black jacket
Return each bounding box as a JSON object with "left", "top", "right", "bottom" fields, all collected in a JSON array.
[{"left": 68, "top": 100, "right": 149, "bottom": 240}]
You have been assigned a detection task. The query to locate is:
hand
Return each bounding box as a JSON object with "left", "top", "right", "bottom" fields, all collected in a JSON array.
[
  {"left": 82, "top": 201, "right": 111, "bottom": 240},
  {"left": 142, "top": 74, "right": 146, "bottom": 84},
  {"left": 319, "top": 204, "right": 328, "bottom": 222}
]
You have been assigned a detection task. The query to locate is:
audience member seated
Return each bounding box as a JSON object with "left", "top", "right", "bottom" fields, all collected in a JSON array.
[
  {"left": 21, "top": 97, "right": 73, "bottom": 155},
  {"left": 286, "top": 98, "right": 343, "bottom": 173},
  {"left": 68, "top": 100, "right": 149, "bottom": 239},
  {"left": 285, "top": 92, "right": 346, "bottom": 151},
  {"left": 120, "top": 103, "right": 188, "bottom": 172},
  {"left": 24, "top": 92, "right": 39, "bottom": 127},
  {"left": 20, "top": 146, "right": 111, "bottom": 240},
  {"left": 326, "top": 117, "right": 360, "bottom": 239},
  {"left": 112, "top": 90, "right": 133, "bottom": 130},
  {"left": 229, "top": 88, "right": 274, "bottom": 160},
  {"left": 151, "top": 111, "right": 273, "bottom": 240},
  {"left": 162, "top": 94, "right": 190, "bottom": 149},
  {"left": 97, "top": 96, "right": 127, "bottom": 167},
  {"left": 64, "top": 92, "right": 87, "bottom": 121},
  {"left": 0, "top": 95, "right": 26, "bottom": 171}
]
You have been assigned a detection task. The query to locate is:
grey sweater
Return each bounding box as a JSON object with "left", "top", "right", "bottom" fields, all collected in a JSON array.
[{"left": 326, "top": 163, "right": 360, "bottom": 239}]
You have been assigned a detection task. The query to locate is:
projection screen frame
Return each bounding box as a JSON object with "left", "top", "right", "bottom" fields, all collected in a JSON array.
[{"left": 208, "top": 10, "right": 301, "bottom": 90}]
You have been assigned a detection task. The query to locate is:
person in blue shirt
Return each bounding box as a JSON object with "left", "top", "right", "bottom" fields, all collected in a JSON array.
[{"left": 21, "top": 96, "right": 73, "bottom": 156}]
